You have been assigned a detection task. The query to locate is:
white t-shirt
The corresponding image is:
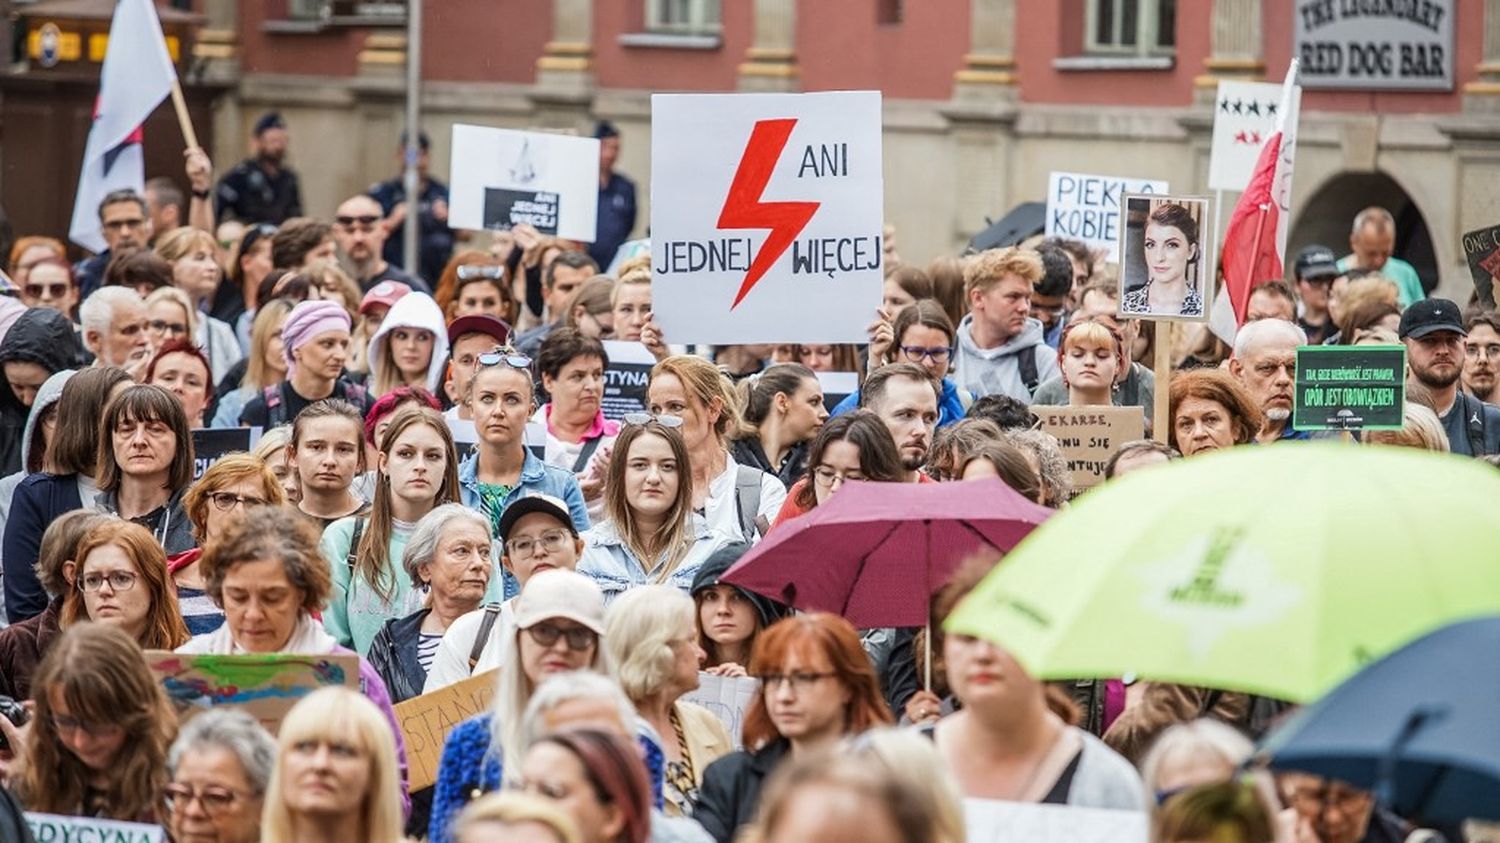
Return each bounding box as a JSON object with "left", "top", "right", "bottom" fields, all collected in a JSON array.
[{"left": 703, "top": 455, "right": 786, "bottom": 545}]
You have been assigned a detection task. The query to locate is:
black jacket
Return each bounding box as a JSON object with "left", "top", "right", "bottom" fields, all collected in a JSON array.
[
  {"left": 367, "top": 608, "right": 430, "bottom": 705},
  {"left": 3, "top": 472, "right": 85, "bottom": 621},
  {"left": 693, "top": 739, "right": 790, "bottom": 843},
  {"left": 0, "top": 308, "right": 80, "bottom": 475},
  {"left": 728, "top": 437, "right": 808, "bottom": 490},
  {"left": 689, "top": 543, "right": 790, "bottom": 631}
]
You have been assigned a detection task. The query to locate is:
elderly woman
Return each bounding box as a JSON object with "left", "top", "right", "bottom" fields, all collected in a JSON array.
[
  {"left": 179, "top": 506, "right": 410, "bottom": 806},
  {"left": 604, "top": 585, "right": 731, "bottom": 818},
  {"left": 1168, "top": 369, "right": 1264, "bottom": 458},
  {"left": 166, "top": 708, "right": 277, "bottom": 843},
  {"left": 1139, "top": 719, "right": 1253, "bottom": 809},
  {"left": 368, "top": 503, "right": 495, "bottom": 703}
]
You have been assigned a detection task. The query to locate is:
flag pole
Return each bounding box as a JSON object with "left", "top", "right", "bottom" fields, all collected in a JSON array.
[{"left": 169, "top": 78, "right": 198, "bottom": 150}]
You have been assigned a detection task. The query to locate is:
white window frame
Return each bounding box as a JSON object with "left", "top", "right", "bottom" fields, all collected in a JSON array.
[
  {"left": 646, "top": 0, "right": 722, "bottom": 36},
  {"left": 1084, "top": 0, "right": 1174, "bottom": 57}
]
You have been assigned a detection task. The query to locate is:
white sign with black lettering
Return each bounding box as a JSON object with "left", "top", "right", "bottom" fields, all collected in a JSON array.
[
  {"left": 449, "top": 124, "right": 600, "bottom": 241},
  {"left": 1295, "top": 0, "right": 1453, "bottom": 91},
  {"left": 1044, "top": 172, "right": 1169, "bottom": 263}
]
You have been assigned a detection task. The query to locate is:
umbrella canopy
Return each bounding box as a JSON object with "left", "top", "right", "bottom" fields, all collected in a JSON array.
[
  {"left": 969, "top": 202, "right": 1046, "bottom": 252},
  {"left": 723, "top": 478, "right": 1052, "bottom": 629},
  {"left": 944, "top": 444, "right": 1500, "bottom": 703},
  {"left": 1260, "top": 616, "right": 1500, "bottom": 823}
]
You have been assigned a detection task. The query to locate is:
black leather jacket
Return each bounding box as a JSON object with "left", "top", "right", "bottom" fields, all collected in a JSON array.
[{"left": 367, "top": 608, "right": 431, "bottom": 705}]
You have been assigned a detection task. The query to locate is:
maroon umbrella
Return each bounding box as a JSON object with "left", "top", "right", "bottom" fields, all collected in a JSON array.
[{"left": 722, "top": 477, "right": 1052, "bottom": 630}]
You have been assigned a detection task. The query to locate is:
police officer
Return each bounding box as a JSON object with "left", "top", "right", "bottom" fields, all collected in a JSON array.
[
  {"left": 368, "top": 131, "right": 455, "bottom": 285},
  {"left": 214, "top": 111, "right": 303, "bottom": 226}
]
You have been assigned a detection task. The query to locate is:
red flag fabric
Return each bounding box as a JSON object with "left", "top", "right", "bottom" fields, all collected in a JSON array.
[{"left": 1219, "top": 133, "right": 1283, "bottom": 324}]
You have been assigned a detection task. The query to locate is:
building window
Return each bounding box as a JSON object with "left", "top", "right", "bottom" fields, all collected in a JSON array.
[
  {"left": 877, "top": 0, "right": 904, "bottom": 25},
  {"left": 284, "top": 0, "right": 407, "bottom": 25},
  {"left": 647, "top": 0, "right": 722, "bottom": 35},
  {"left": 1086, "top": 0, "right": 1174, "bottom": 56}
]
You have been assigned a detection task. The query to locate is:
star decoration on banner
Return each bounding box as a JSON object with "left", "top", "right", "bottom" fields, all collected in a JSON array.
[
  {"left": 1246, "top": 100, "right": 1261, "bottom": 116},
  {"left": 1219, "top": 98, "right": 1231, "bottom": 113},
  {"left": 1267, "top": 101, "right": 1278, "bottom": 117},
  {"left": 1231, "top": 99, "right": 1244, "bottom": 115}
]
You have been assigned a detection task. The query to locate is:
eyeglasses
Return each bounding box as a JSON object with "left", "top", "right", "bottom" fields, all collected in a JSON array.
[
  {"left": 525, "top": 622, "right": 597, "bottom": 651},
  {"left": 78, "top": 571, "right": 138, "bottom": 593},
  {"left": 335, "top": 214, "right": 381, "bottom": 231},
  {"left": 1465, "top": 343, "right": 1500, "bottom": 359},
  {"left": 208, "top": 492, "right": 269, "bottom": 512},
  {"left": 457, "top": 264, "right": 505, "bottom": 281},
  {"left": 812, "top": 465, "right": 864, "bottom": 488},
  {"left": 899, "top": 345, "right": 953, "bottom": 364},
  {"left": 622, "top": 412, "right": 683, "bottom": 428},
  {"left": 1282, "top": 785, "right": 1372, "bottom": 816},
  {"left": 51, "top": 713, "right": 124, "bottom": 738},
  {"left": 166, "top": 783, "right": 252, "bottom": 816},
  {"left": 23, "top": 282, "right": 69, "bottom": 299},
  {"left": 149, "top": 319, "right": 189, "bottom": 337},
  {"left": 506, "top": 529, "right": 572, "bottom": 558},
  {"left": 758, "top": 672, "right": 835, "bottom": 693},
  {"left": 477, "top": 349, "right": 532, "bottom": 370}
]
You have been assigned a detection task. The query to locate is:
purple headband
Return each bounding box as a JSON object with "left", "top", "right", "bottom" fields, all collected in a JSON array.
[{"left": 281, "top": 300, "right": 351, "bottom": 372}]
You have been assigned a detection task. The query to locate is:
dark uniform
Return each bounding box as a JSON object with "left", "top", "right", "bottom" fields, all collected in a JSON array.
[
  {"left": 590, "top": 171, "right": 637, "bottom": 269},
  {"left": 369, "top": 176, "right": 454, "bottom": 285},
  {"left": 215, "top": 159, "right": 303, "bottom": 226}
]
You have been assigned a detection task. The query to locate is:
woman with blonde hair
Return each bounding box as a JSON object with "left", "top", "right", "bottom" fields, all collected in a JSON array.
[
  {"left": 261, "top": 687, "right": 405, "bottom": 843},
  {"left": 452, "top": 792, "right": 580, "bottom": 843},
  {"left": 1053, "top": 318, "right": 1128, "bottom": 408},
  {"left": 5, "top": 623, "right": 177, "bottom": 822},
  {"left": 155, "top": 226, "right": 244, "bottom": 381},
  {"left": 839, "top": 728, "right": 965, "bottom": 843},
  {"left": 367, "top": 292, "right": 450, "bottom": 398},
  {"left": 254, "top": 424, "right": 301, "bottom": 504},
  {"left": 146, "top": 285, "right": 200, "bottom": 351},
  {"left": 60, "top": 518, "right": 191, "bottom": 651},
  {"left": 1363, "top": 403, "right": 1450, "bottom": 452}
]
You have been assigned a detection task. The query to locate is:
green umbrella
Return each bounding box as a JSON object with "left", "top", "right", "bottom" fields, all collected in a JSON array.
[{"left": 944, "top": 443, "right": 1500, "bottom": 703}]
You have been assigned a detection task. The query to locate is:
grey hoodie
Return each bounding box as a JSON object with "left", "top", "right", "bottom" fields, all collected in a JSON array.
[
  {"left": 952, "top": 314, "right": 1059, "bottom": 403},
  {"left": 0, "top": 369, "right": 74, "bottom": 625}
]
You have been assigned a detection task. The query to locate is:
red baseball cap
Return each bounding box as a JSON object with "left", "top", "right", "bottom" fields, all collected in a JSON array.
[
  {"left": 359, "top": 281, "right": 412, "bottom": 315},
  {"left": 447, "top": 314, "right": 511, "bottom": 347}
]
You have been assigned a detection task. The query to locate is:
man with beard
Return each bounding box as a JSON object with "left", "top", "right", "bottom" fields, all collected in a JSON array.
[
  {"left": 214, "top": 111, "right": 303, "bottom": 226},
  {"left": 1229, "top": 318, "right": 1310, "bottom": 443},
  {"left": 75, "top": 190, "right": 153, "bottom": 299},
  {"left": 1401, "top": 298, "right": 1500, "bottom": 457},
  {"left": 861, "top": 362, "right": 940, "bottom": 483},
  {"left": 1462, "top": 311, "right": 1500, "bottom": 406},
  {"left": 332, "top": 193, "right": 428, "bottom": 293}
]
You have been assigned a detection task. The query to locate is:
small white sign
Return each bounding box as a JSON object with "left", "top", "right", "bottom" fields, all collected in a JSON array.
[
  {"left": 449, "top": 124, "right": 600, "bottom": 242},
  {"left": 1045, "top": 172, "right": 1168, "bottom": 263},
  {"left": 1295, "top": 0, "right": 1453, "bottom": 91},
  {"left": 26, "top": 812, "right": 167, "bottom": 843},
  {"left": 963, "top": 800, "right": 1147, "bottom": 843},
  {"left": 1208, "top": 80, "right": 1285, "bottom": 192},
  {"left": 681, "top": 672, "right": 760, "bottom": 749},
  {"left": 650, "top": 91, "right": 885, "bottom": 344}
]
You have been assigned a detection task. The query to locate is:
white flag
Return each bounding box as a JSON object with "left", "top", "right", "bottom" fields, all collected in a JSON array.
[{"left": 68, "top": 0, "right": 178, "bottom": 253}]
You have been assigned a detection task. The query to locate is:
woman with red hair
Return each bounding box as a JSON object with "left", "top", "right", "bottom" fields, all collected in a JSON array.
[{"left": 692, "top": 612, "right": 893, "bottom": 843}]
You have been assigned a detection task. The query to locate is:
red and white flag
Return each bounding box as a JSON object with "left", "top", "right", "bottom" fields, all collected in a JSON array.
[
  {"left": 68, "top": 0, "right": 178, "bottom": 253},
  {"left": 1210, "top": 59, "right": 1301, "bottom": 344}
]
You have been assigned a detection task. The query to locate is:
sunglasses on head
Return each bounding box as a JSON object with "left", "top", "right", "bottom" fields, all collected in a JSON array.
[
  {"left": 477, "top": 348, "right": 532, "bottom": 370},
  {"left": 622, "top": 412, "right": 683, "bottom": 429},
  {"left": 457, "top": 264, "right": 505, "bottom": 281}
]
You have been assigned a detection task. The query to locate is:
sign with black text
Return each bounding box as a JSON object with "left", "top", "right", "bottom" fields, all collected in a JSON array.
[
  {"left": 449, "top": 124, "right": 600, "bottom": 241},
  {"left": 1293, "top": 345, "right": 1406, "bottom": 431},
  {"left": 650, "top": 91, "right": 884, "bottom": 344},
  {"left": 1295, "top": 0, "right": 1453, "bottom": 91},
  {"left": 26, "top": 813, "right": 165, "bottom": 843},
  {"left": 601, "top": 340, "right": 655, "bottom": 421},
  {"left": 192, "top": 427, "right": 260, "bottom": 480},
  {"left": 1045, "top": 171, "right": 1168, "bottom": 262},
  {"left": 1462, "top": 223, "right": 1500, "bottom": 310},
  {"left": 1036, "top": 406, "right": 1146, "bottom": 491}
]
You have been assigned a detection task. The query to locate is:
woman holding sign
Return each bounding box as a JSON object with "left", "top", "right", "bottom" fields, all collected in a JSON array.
[{"left": 1121, "top": 201, "right": 1205, "bottom": 319}]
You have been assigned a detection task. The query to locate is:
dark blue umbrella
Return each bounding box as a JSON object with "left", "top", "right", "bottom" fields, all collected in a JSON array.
[{"left": 1258, "top": 615, "right": 1500, "bottom": 823}]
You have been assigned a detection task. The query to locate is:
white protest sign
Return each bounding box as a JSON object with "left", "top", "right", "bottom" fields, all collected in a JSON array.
[
  {"left": 449, "top": 124, "right": 600, "bottom": 242},
  {"left": 1208, "top": 80, "right": 1284, "bottom": 192},
  {"left": 27, "top": 812, "right": 166, "bottom": 842},
  {"left": 815, "top": 370, "right": 859, "bottom": 412},
  {"left": 600, "top": 340, "right": 656, "bottom": 421},
  {"left": 963, "top": 799, "right": 1147, "bottom": 843},
  {"left": 650, "top": 91, "right": 884, "bottom": 344},
  {"left": 681, "top": 672, "right": 759, "bottom": 749},
  {"left": 1295, "top": 0, "right": 1453, "bottom": 91},
  {"left": 1045, "top": 171, "right": 1168, "bottom": 262}
]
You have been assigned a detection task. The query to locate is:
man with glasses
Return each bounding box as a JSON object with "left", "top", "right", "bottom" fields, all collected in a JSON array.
[
  {"left": 75, "top": 190, "right": 153, "bottom": 299},
  {"left": 333, "top": 194, "right": 429, "bottom": 294},
  {"left": 1461, "top": 310, "right": 1500, "bottom": 406},
  {"left": 78, "top": 285, "right": 154, "bottom": 379},
  {"left": 1228, "top": 318, "right": 1312, "bottom": 443},
  {"left": 1402, "top": 298, "right": 1500, "bottom": 457},
  {"left": 215, "top": 111, "right": 303, "bottom": 227},
  {"left": 423, "top": 493, "right": 586, "bottom": 690},
  {"left": 369, "top": 130, "right": 455, "bottom": 285}
]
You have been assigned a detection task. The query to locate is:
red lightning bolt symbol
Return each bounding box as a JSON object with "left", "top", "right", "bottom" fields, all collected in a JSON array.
[{"left": 717, "top": 118, "right": 820, "bottom": 309}]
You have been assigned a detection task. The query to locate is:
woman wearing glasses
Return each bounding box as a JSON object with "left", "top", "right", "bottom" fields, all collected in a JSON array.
[
  {"left": 165, "top": 708, "right": 276, "bottom": 843},
  {"left": 729, "top": 363, "right": 826, "bottom": 489},
  {"left": 170, "top": 455, "right": 287, "bottom": 635},
  {"left": 694, "top": 612, "right": 893, "bottom": 843},
  {"left": 833, "top": 300, "right": 969, "bottom": 429},
  {"left": 95, "top": 384, "right": 198, "bottom": 555},
  {"left": 429, "top": 568, "right": 612, "bottom": 843},
  {"left": 459, "top": 348, "right": 589, "bottom": 599},
  {"left": 770, "top": 411, "right": 904, "bottom": 529},
  {"left": 59, "top": 518, "right": 190, "bottom": 650},
  {"left": 4, "top": 623, "right": 177, "bottom": 822},
  {"left": 367, "top": 503, "right": 495, "bottom": 704}
]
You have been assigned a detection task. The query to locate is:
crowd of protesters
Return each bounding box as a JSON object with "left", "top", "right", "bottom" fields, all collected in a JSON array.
[{"left": 0, "top": 109, "right": 1490, "bottom": 843}]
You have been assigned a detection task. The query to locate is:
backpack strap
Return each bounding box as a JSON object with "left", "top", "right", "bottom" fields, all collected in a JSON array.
[
  {"left": 1018, "top": 347, "right": 1040, "bottom": 398},
  {"left": 346, "top": 516, "right": 366, "bottom": 571},
  {"left": 468, "top": 604, "right": 504, "bottom": 671},
  {"left": 264, "top": 383, "right": 287, "bottom": 428},
  {"left": 572, "top": 435, "right": 603, "bottom": 474},
  {"left": 733, "top": 465, "right": 767, "bottom": 542}
]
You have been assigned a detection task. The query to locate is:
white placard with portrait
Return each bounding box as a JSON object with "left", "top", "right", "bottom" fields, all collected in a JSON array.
[{"left": 1116, "top": 193, "right": 1214, "bottom": 323}]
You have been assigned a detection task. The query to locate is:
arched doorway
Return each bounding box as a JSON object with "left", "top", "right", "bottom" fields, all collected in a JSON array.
[{"left": 1289, "top": 172, "right": 1437, "bottom": 295}]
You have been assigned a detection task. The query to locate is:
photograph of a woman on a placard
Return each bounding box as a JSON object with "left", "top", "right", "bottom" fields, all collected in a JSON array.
[{"left": 1119, "top": 195, "right": 1212, "bottom": 320}]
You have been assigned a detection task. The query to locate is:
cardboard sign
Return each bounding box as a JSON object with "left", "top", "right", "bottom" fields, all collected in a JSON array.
[
  {"left": 1462, "top": 223, "right": 1500, "bottom": 310},
  {"left": 447, "top": 418, "right": 546, "bottom": 463},
  {"left": 1044, "top": 171, "right": 1168, "bottom": 262},
  {"left": 815, "top": 370, "right": 859, "bottom": 412},
  {"left": 1036, "top": 406, "right": 1145, "bottom": 491},
  {"left": 680, "top": 672, "right": 759, "bottom": 750},
  {"left": 26, "top": 813, "right": 166, "bottom": 843},
  {"left": 650, "top": 91, "right": 884, "bottom": 344},
  {"left": 191, "top": 426, "right": 260, "bottom": 480},
  {"left": 394, "top": 669, "right": 498, "bottom": 791},
  {"left": 963, "top": 799, "right": 1147, "bottom": 843},
  {"left": 145, "top": 650, "right": 360, "bottom": 734},
  {"left": 601, "top": 340, "right": 655, "bottom": 421},
  {"left": 1208, "top": 80, "right": 1284, "bottom": 192},
  {"left": 449, "top": 124, "right": 600, "bottom": 241},
  {"left": 1293, "top": 345, "right": 1406, "bottom": 431},
  {"left": 1295, "top": 0, "right": 1453, "bottom": 91},
  {"left": 1117, "top": 193, "right": 1214, "bottom": 323}
]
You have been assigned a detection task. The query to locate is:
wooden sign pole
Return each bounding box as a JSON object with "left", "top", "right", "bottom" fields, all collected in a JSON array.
[{"left": 1152, "top": 321, "right": 1174, "bottom": 444}]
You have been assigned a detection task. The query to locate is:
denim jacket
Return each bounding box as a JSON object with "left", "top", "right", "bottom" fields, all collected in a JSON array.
[
  {"left": 577, "top": 516, "right": 736, "bottom": 605},
  {"left": 457, "top": 449, "right": 590, "bottom": 597}
]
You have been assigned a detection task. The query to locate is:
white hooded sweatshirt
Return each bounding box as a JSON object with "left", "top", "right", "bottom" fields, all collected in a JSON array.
[{"left": 367, "top": 291, "right": 451, "bottom": 395}]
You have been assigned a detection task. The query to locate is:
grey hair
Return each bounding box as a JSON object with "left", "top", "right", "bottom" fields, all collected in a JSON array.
[
  {"left": 1351, "top": 206, "right": 1395, "bottom": 235},
  {"left": 79, "top": 285, "right": 144, "bottom": 338},
  {"left": 167, "top": 708, "right": 277, "bottom": 795},
  {"left": 403, "top": 502, "right": 492, "bottom": 588},
  {"left": 1004, "top": 428, "right": 1073, "bottom": 507},
  {"left": 1232, "top": 317, "right": 1306, "bottom": 361},
  {"left": 1138, "top": 718, "right": 1254, "bottom": 798},
  {"left": 515, "top": 671, "right": 637, "bottom": 767}
]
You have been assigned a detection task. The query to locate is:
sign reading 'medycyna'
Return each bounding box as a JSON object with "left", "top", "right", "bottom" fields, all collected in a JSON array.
[{"left": 1295, "top": 0, "right": 1453, "bottom": 91}]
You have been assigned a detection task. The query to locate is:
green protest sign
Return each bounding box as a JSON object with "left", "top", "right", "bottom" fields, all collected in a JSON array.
[{"left": 1293, "top": 345, "right": 1405, "bottom": 431}]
